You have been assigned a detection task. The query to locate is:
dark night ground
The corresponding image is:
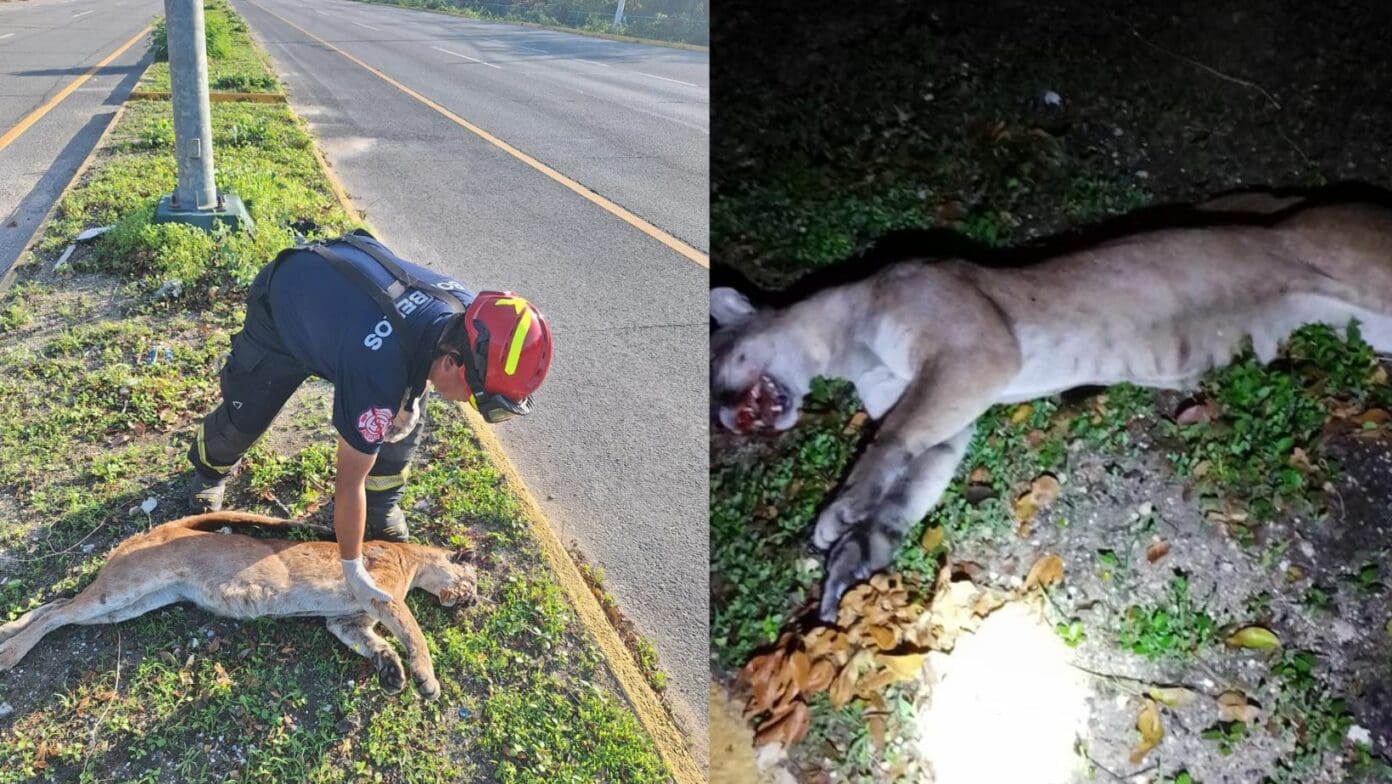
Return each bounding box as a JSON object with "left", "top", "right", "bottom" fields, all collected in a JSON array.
[{"left": 711, "top": 1, "right": 1392, "bottom": 782}]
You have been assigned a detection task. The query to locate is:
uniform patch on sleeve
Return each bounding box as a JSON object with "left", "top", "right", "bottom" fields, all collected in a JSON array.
[{"left": 356, "top": 406, "right": 395, "bottom": 444}]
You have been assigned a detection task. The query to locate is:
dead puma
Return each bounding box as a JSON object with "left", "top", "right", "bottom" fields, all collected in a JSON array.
[
  {"left": 710, "top": 189, "right": 1392, "bottom": 622},
  {"left": 0, "top": 512, "right": 477, "bottom": 699}
]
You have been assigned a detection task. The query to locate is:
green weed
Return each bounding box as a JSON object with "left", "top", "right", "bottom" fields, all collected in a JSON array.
[{"left": 1117, "top": 575, "right": 1218, "bottom": 660}]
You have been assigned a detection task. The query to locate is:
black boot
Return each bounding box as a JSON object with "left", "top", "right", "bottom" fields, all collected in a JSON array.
[
  {"left": 188, "top": 469, "right": 231, "bottom": 513},
  {"left": 365, "top": 487, "right": 409, "bottom": 542}
]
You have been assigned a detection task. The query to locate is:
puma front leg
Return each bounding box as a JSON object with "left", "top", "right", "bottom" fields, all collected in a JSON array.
[
  {"left": 367, "top": 599, "right": 440, "bottom": 701},
  {"left": 819, "top": 427, "right": 973, "bottom": 622},
  {"left": 813, "top": 347, "right": 1017, "bottom": 552},
  {"left": 815, "top": 347, "right": 1017, "bottom": 623}
]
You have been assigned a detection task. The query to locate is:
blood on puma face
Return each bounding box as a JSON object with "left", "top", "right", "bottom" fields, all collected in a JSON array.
[{"left": 709, "top": 287, "right": 811, "bottom": 433}]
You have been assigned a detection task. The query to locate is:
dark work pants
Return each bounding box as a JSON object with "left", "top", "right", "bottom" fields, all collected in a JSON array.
[{"left": 189, "top": 260, "right": 425, "bottom": 498}]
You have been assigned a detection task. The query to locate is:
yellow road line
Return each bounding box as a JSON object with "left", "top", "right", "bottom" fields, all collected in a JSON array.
[
  {"left": 300, "top": 72, "right": 705, "bottom": 784},
  {"left": 1, "top": 103, "right": 129, "bottom": 291},
  {"left": 247, "top": 0, "right": 709, "bottom": 269},
  {"left": 0, "top": 27, "right": 149, "bottom": 154}
]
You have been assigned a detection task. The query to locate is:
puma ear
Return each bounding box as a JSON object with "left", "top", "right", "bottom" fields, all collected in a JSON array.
[{"left": 710, "top": 287, "right": 757, "bottom": 327}]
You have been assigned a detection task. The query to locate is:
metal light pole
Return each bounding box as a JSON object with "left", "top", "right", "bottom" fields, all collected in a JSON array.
[
  {"left": 613, "top": 0, "right": 626, "bottom": 25},
  {"left": 153, "top": 0, "right": 252, "bottom": 232}
]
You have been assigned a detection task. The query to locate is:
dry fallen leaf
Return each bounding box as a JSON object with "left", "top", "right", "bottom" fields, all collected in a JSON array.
[
  {"left": 1030, "top": 474, "right": 1062, "bottom": 505},
  {"left": 1146, "top": 538, "right": 1171, "bottom": 564},
  {"left": 1010, "top": 404, "right": 1034, "bottom": 424},
  {"left": 868, "top": 625, "right": 898, "bottom": 651},
  {"left": 1288, "top": 447, "right": 1315, "bottom": 473},
  {"left": 1355, "top": 408, "right": 1391, "bottom": 427},
  {"left": 1225, "top": 626, "right": 1281, "bottom": 650},
  {"left": 806, "top": 658, "right": 837, "bottom": 692},
  {"left": 920, "top": 525, "right": 945, "bottom": 552},
  {"left": 1176, "top": 398, "right": 1219, "bottom": 425},
  {"left": 843, "top": 411, "right": 870, "bottom": 435},
  {"left": 969, "top": 467, "right": 992, "bottom": 484},
  {"left": 788, "top": 649, "right": 811, "bottom": 691},
  {"left": 880, "top": 652, "right": 926, "bottom": 681},
  {"left": 1146, "top": 686, "right": 1197, "bottom": 709},
  {"left": 1013, "top": 493, "right": 1038, "bottom": 527},
  {"left": 867, "top": 713, "right": 887, "bottom": 749},
  {"left": 754, "top": 699, "right": 810, "bottom": 748},
  {"left": 1129, "top": 698, "right": 1164, "bottom": 764},
  {"left": 1023, "top": 553, "right": 1065, "bottom": 591},
  {"left": 1216, "top": 690, "right": 1262, "bottom": 724}
]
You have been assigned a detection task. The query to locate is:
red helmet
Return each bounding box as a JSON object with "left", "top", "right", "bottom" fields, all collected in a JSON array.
[{"left": 460, "top": 292, "right": 551, "bottom": 420}]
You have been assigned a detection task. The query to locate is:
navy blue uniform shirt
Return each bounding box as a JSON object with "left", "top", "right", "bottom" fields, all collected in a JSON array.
[{"left": 266, "top": 236, "right": 476, "bottom": 454}]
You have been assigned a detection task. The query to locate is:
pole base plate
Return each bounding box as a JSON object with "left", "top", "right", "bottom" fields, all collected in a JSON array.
[{"left": 152, "top": 193, "right": 254, "bottom": 234}]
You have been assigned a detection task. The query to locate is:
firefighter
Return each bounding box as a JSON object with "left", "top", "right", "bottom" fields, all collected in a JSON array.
[{"left": 187, "top": 230, "right": 551, "bottom": 605}]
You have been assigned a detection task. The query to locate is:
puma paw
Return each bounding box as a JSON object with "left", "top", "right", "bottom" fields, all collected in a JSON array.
[
  {"left": 415, "top": 675, "right": 441, "bottom": 702},
  {"left": 813, "top": 492, "right": 873, "bottom": 550},
  {"left": 819, "top": 523, "right": 901, "bottom": 624},
  {"left": 373, "top": 652, "right": 406, "bottom": 694}
]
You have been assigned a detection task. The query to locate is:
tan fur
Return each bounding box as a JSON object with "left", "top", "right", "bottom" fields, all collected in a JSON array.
[
  {"left": 0, "top": 512, "right": 477, "bottom": 699},
  {"left": 711, "top": 193, "right": 1392, "bottom": 621}
]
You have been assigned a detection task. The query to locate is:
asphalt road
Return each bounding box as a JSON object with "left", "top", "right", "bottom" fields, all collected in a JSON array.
[
  {"left": 0, "top": 0, "right": 159, "bottom": 276},
  {"left": 231, "top": 0, "right": 710, "bottom": 743}
]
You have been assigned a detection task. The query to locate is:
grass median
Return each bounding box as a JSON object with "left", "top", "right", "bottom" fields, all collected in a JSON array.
[{"left": 0, "top": 3, "right": 669, "bottom": 781}]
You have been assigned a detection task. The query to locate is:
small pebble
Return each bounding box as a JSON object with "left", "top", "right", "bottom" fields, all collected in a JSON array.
[
  {"left": 1348, "top": 724, "right": 1372, "bottom": 746},
  {"left": 1042, "top": 89, "right": 1062, "bottom": 106},
  {"left": 0, "top": 703, "right": 12, "bottom": 719}
]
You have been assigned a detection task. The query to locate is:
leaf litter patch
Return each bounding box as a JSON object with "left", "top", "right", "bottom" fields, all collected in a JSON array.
[{"left": 727, "top": 407, "right": 1392, "bottom": 782}]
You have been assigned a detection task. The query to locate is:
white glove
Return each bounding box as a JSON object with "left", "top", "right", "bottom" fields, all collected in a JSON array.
[{"left": 342, "top": 557, "right": 392, "bottom": 605}]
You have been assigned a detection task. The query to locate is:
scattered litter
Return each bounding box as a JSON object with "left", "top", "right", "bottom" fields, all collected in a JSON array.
[
  {"left": 153, "top": 279, "right": 183, "bottom": 300},
  {"left": 52, "top": 244, "right": 76, "bottom": 273},
  {"left": 0, "top": 702, "right": 12, "bottom": 719},
  {"left": 140, "top": 497, "right": 158, "bottom": 515},
  {"left": 80, "top": 543, "right": 95, "bottom": 554},
  {"left": 1042, "top": 89, "right": 1062, "bottom": 106},
  {"left": 75, "top": 225, "right": 113, "bottom": 243},
  {"left": 1348, "top": 724, "right": 1372, "bottom": 746},
  {"left": 145, "top": 345, "right": 175, "bottom": 366},
  {"left": 458, "top": 706, "right": 472, "bottom": 719}
]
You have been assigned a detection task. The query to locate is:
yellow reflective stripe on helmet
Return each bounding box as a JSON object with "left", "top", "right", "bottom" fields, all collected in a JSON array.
[
  {"left": 195, "top": 422, "right": 237, "bottom": 474},
  {"left": 494, "top": 297, "right": 533, "bottom": 377},
  {"left": 365, "top": 468, "right": 408, "bottom": 492}
]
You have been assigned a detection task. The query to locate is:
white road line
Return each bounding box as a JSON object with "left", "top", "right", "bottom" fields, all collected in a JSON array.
[
  {"left": 351, "top": 20, "right": 381, "bottom": 31},
  {"left": 72, "top": 9, "right": 95, "bottom": 18},
  {"left": 516, "top": 43, "right": 612, "bottom": 67},
  {"left": 432, "top": 46, "right": 501, "bottom": 70},
  {"left": 634, "top": 71, "right": 699, "bottom": 88},
  {"left": 0, "top": 33, "right": 14, "bottom": 41}
]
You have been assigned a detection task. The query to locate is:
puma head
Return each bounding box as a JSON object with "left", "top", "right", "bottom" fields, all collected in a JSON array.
[{"left": 710, "top": 287, "right": 812, "bottom": 434}]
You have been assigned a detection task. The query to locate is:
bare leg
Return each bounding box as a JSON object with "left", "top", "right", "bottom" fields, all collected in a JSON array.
[{"left": 325, "top": 614, "right": 406, "bottom": 694}]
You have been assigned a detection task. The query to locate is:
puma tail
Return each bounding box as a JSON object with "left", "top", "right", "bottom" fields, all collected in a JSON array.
[{"left": 163, "top": 512, "right": 334, "bottom": 537}]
